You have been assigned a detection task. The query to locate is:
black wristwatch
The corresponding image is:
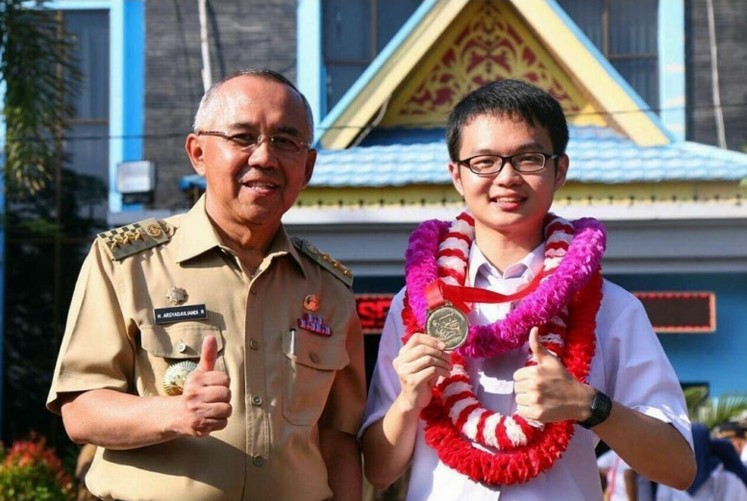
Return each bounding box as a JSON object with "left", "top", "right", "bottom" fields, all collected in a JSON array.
[{"left": 578, "top": 390, "right": 612, "bottom": 429}]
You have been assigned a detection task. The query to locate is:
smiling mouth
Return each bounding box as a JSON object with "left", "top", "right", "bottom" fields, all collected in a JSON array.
[
  {"left": 492, "top": 196, "right": 524, "bottom": 203},
  {"left": 242, "top": 180, "right": 279, "bottom": 190}
]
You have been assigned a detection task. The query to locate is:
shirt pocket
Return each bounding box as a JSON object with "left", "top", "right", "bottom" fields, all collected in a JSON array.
[
  {"left": 138, "top": 323, "right": 224, "bottom": 396},
  {"left": 282, "top": 329, "right": 349, "bottom": 426}
]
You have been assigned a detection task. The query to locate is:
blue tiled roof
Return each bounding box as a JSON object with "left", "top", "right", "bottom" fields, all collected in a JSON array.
[{"left": 180, "top": 126, "right": 747, "bottom": 190}]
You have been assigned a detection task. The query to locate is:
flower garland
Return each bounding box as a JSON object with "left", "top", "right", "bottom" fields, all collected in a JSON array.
[
  {"left": 405, "top": 213, "right": 606, "bottom": 359},
  {"left": 401, "top": 212, "right": 606, "bottom": 485}
]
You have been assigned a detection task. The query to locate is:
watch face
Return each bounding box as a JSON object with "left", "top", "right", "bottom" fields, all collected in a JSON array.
[{"left": 595, "top": 391, "right": 613, "bottom": 415}]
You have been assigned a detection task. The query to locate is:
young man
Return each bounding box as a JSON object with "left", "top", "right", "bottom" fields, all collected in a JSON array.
[
  {"left": 360, "top": 79, "right": 695, "bottom": 500},
  {"left": 47, "top": 69, "right": 366, "bottom": 501}
]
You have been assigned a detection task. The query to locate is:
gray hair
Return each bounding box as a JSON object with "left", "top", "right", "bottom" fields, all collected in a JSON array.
[{"left": 192, "top": 68, "right": 314, "bottom": 142}]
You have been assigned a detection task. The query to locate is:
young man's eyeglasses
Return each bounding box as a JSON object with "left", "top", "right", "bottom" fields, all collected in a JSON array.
[
  {"left": 197, "top": 130, "right": 311, "bottom": 154},
  {"left": 457, "top": 152, "right": 559, "bottom": 177}
]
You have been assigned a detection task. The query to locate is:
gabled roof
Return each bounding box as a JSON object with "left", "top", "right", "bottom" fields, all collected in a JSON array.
[
  {"left": 179, "top": 0, "right": 747, "bottom": 198},
  {"left": 317, "top": 0, "right": 672, "bottom": 150}
]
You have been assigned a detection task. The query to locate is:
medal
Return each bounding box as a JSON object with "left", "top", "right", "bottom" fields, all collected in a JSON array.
[{"left": 426, "top": 303, "right": 468, "bottom": 350}]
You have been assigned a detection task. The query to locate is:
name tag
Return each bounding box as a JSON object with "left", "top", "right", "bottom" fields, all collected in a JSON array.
[{"left": 154, "top": 304, "right": 208, "bottom": 324}]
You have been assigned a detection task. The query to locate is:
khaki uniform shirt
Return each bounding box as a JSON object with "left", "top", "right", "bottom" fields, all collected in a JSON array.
[{"left": 47, "top": 196, "right": 366, "bottom": 501}]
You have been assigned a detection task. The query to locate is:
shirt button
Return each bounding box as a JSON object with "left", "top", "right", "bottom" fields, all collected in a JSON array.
[
  {"left": 252, "top": 455, "right": 265, "bottom": 467},
  {"left": 249, "top": 339, "right": 259, "bottom": 351},
  {"left": 251, "top": 395, "right": 262, "bottom": 406},
  {"left": 309, "top": 352, "right": 320, "bottom": 364},
  {"left": 176, "top": 342, "right": 187, "bottom": 353}
]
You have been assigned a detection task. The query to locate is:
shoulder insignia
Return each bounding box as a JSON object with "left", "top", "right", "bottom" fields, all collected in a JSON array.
[
  {"left": 97, "top": 218, "right": 171, "bottom": 261},
  {"left": 293, "top": 237, "right": 354, "bottom": 288}
]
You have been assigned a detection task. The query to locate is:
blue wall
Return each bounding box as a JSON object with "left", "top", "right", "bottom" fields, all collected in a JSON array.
[{"left": 606, "top": 272, "right": 747, "bottom": 397}]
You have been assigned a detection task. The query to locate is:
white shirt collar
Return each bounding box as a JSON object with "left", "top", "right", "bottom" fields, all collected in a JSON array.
[{"left": 467, "top": 241, "right": 545, "bottom": 286}]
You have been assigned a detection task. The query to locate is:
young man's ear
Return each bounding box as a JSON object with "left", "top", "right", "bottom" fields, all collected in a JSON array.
[
  {"left": 185, "top": 134, "right": 206, "bottom": 176},
  {"left": 554, "top": 153, "right": 569, "bottom": 190},
  {"left": 448, "top": 162, "right": 465, "bottom": 197}
]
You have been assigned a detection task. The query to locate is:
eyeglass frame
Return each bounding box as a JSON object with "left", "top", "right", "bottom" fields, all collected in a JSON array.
[
  {"left": 197, "top": 130, "right": 312, "bottom": 154},
  {"left": 456, "top": 152, "right": 560, "bottom": 177}
]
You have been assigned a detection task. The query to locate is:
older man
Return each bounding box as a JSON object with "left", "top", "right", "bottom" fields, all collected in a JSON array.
[{"left": 48, "top": 69, "right": 366, "bottom": 501}]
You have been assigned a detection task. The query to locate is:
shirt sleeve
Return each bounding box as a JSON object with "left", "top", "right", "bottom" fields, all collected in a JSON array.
[
  {"left": 593, "top": 280, "right": 693, "bottom": 451},
  {"left": 358, "top": 288, "right": 408, "bottom": 438},
  {"left": 46, "top": 239, "right": 135, "bottom": 414}
]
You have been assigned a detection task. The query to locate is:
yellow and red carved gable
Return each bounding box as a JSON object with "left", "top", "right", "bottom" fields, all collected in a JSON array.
[{"left": 381, "top": 0, "right": 605, "bottom": 128}]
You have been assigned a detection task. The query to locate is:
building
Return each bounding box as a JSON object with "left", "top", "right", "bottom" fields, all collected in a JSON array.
[{"left": 2, "top": 0, "right": 747, "bottom": 442}]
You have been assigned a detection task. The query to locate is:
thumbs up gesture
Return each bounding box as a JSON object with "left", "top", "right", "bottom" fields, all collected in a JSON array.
[
  {"left": 513, "top": 327, "right": 586, "bottom": 423},
  {"left": 180, "top": 335, "right": 232, "bottom": 437},
  {"left": 197, "top": 334, "right": 219, "bottom": 372}
]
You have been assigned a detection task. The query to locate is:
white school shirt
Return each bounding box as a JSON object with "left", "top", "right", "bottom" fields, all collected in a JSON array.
[{"left": 361, "top": 242, "right": 693, "bottom": 501}]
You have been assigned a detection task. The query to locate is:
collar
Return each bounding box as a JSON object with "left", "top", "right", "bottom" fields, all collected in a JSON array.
[
  {"left": 172, "top": 195, "right": 222, "bottom": 263},
  {"left": 171, "top": 195, "right": 306, "bottom": 278},
  {"left": 467, "top": 241, "right": 545, "bottom": 286}
]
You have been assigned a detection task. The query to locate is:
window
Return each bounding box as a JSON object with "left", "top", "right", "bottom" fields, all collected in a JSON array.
[
  {"left": 64, "top": 10, "right": 110, "bottom": 220},
  {"left": 322, "top": 0, "right": 422, "bottom": 109},
  {"left": 557, "top": 0, "right": 659, "bottom": 111}
]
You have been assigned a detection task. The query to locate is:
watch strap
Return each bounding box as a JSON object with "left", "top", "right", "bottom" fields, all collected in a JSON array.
[{"left": 578, "top": 390, "right": 612, "bottom": 429}]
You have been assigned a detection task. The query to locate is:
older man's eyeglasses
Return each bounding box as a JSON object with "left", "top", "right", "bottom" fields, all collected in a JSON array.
[
  {"left": 197, "top": 130, "right": 311, "bottom": 154},
  {"left": 457, "top": 152, "right": 559, "bottom": 176}
]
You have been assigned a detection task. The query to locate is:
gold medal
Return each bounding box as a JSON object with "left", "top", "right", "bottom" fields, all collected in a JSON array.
[
  {"left": 426, "top": 304, "right": 469, "bottom": 350},
  {"left": 163, "top": 360, "right": 198, "bottom": 396}
]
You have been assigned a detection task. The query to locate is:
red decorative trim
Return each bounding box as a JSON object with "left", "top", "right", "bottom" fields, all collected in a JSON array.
[
  {"left": 633, "top": 291, "right": 716, "bottom": 333},
  {"left": 393, "top": 1, "right": 583, "bottom": 120}
]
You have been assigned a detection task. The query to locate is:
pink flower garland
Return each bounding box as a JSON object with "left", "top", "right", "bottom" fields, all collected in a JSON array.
[
  {"left": 401, "top": 212, "right": 607, "bottom": 486},
  {"left": 404, "top": 213, "right": 606, "bottom": 358}
]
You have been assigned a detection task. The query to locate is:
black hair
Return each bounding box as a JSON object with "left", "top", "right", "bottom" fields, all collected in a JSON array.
[
  {"left": 445, "top": 79, "right": 569, "bottom": 160},
  {"left": 715, "top": 421, "right": 747, "bottom": 439}
]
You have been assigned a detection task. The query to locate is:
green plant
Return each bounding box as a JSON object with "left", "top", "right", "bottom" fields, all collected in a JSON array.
[
  {"left": 0, "top": 433, "right": 74, "bottom": 501},
  {"left": 684, "top": 386, "right": 747, "bottom": 429},
  {"left": 0, "top": 0, "right": 80, "bottom": 196}
]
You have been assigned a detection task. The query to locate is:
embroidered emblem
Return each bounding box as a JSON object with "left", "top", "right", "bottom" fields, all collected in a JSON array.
[
  {"left": 166, "top": 287, "right": 188, "bottom": 306},
  {"left": 145, "top": 223, "right": 163, "bottom": 238},
  {"left": 97, "top": 218, "right": 170, "bottom": 261},
  {"left": 298, "top": 313, "right": 332, "bottom": 336},
  {"left": 303, "top": 294, "right": 320, "bottom": 312},
  {"left": 163, "top": 360, "right": 198, "bottom": 396},
  {"left": 292, "top": 237, "right": 353, "bottom": 287}
]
